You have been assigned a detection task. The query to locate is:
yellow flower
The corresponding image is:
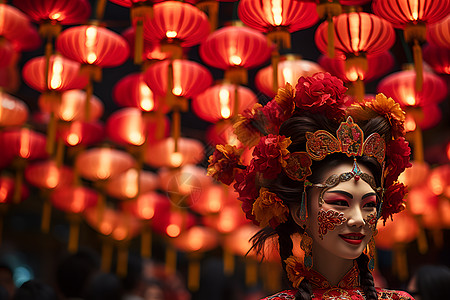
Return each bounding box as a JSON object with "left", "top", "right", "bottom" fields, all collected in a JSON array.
[
  {"left": 284, "top": 256, "right": 305, "bottom": 288},
  {"left": 252, "top": 187, "right": 289, "bottom": 227},
  {"left": 278, "top": 136, "right": 292, "bottom": 168},
  {"left": 233, "top": 103, "right": 263, "bottom": 148},
  {"left": 275, "top": 83, "right": 295, "bottom": 116}
]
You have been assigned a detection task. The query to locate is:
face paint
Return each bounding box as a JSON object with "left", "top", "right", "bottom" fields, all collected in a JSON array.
[
  {"left": 364, "top": 212, "right": 378, "bottom": 232},
  {"left": 317, "top": 208, "right": 347, "bottom": 239}
]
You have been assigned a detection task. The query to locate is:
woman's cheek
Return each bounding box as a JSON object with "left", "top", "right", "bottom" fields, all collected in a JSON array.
[{"left": 317, "top": 208, "right": 347, "bottom": 239}]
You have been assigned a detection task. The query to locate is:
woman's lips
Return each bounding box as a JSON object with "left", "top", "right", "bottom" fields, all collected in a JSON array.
[{"left": 339, "top": 233, "right": 365, "bottom": 245}]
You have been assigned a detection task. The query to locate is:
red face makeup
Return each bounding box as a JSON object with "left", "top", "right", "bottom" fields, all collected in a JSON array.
[
  {"left": 364, "top": 212, "right": 378, "bottom": 232},
  {"left": 317, "top": 208, "right": 347, "bottom": 239}
]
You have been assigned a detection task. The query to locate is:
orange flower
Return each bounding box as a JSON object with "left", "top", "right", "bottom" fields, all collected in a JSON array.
[
  {"left": 274, "top": 82, "right": 295, "bottom": 117},
  {"left": 284, "top": 256, "right": 305, "bottom": 288},
  {"left": 233, "top": 103, "right": 263, "bottom": 148},
  {"left": 207, "top": 144, "right": 243, "bottom": 185},
  {"left": 252, "top": 187, "right": 289, "bottom": 228}
]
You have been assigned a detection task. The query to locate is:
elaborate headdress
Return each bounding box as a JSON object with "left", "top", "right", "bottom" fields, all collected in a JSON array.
[{"left": 207, "top": 72, "right": 411, "bottom": 228}]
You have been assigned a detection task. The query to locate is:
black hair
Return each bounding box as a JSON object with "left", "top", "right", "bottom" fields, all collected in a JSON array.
[
  {"left": 250, "top": 112, "right": 391, "bottom": 299},
  {"left": 413, "top": 265, "right": 450, "bottom": 300}
]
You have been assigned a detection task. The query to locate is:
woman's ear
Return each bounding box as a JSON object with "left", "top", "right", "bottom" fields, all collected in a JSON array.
[{"left": 290, "top": 203, "right": 306, "bottom": 228}]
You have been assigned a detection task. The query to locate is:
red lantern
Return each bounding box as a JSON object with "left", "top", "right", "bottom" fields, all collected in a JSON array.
[
  {"left": 199, "top": 25, "right": 271, "bottom": 84},
  {"left": 398, "top": 161, "right": 430, "bottom": 189},
  {"left": 318, "top": 51, "right": 395, "bottom": 83},
  {"left": 51, "top": 186, "right": 98, "bottom": 214},
  {"left": 206, "top": 122, "right": 241, "bottom": 147},
  {"left": 0, "top": 175, "right": 29, "bottom": 204},
  {"left": 427, "top": 164, "right": 450, "bottom": 197},
  {"left": 121, "top": 191, "right": 170, "bottom": 220},
  {"left": 255, "top": 55, "right": 324, "bottom": 97},
  {"left": 0, "top": 92, "right": 28, "bottom": 127},
  {"left": 122, "top": 27, "right": 172, "bottom": 61},
  {"left": 407, "top": 185, "right": 439, "bottom": 216},
  {"left": 192, "top": 83, "right": 257, "bottom": 123},
  {"left": 75, "top": 147, "right": 136, "bottom": 182},
  {"left": 0, "top": 128, "right": 47, "bottom": 161},
  {"left": 375, "top": 211, "right": 419, "bottom": 249},
  {"left": 144, "top": 137, "right": 204, "bottom": 168},
  {"left": 57, "top": 121, "right": 104, "bottom": 147},
  {"left": 113, "top": 73, "right": 169, "bottom": 113},
  {"left": 238, "top": 0, "right": 318, "bottom": 49},
  {"left": 143, "top": 1, "right": 210, "bottom": 58},
  {"left": 377, "top": 69, "right": 447, "bottom": 107},
  {"left": 203, "top": 203, "right": 248, "bottom": 234},
  {"left": 189, "top": 184, "right": 227, "bottom": 215},
  {"left": 0, "top": 4, "right": 31, "bottom": 43},
  {"left": 22, "top": 54, "right": 88, "bottom": 92},
  {"left": 11, "top": 23, "right": 42, "bottom": 52},
  {"left": 171, "top": 226, "right": 219, "bottom": 253},
  {"left": 427, "top": 15, "right": 450, "bottom": 48},
  {"left": 25, "top": 160, "right": 73, "bottom": 190},
  {"left": 144, "top": 59, "right": 212, "bottom": 99},
  {"left": 158, "top": 165, "right": 212, "bottom": 199},
  {"left": 39, "top": 89, "right": 104, "bottom": 122},
  {"left": 151, "top": 209, "right": 196, "bottom": 238},
  {"left": 423, "top": 43, "right": 450, "bottom": 74},
  {"left": 84, "top": 206, "right": 117, "bottom": 236},
  {"left": 0, "top": 39, "right": 15, "bottom": 68},
  {"left": 105, "top": 169, "right": 159, "bottom": 200},
  {"left": 404, "top": 104, "right": 442, "bottom": 132},
  {"left": 56, "top": 25, "right": 129, "bottom": 67}
]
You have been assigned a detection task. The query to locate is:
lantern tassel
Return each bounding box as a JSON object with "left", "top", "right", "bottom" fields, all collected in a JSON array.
[
  {"left": 245, "top": 259, "right": 258, "bottom": 287},
  {"left": 412, "top": 39, "right": 423, "bottom": 92},
  {"left": 223, "top": 249, "right": 234, "bottom": 275},
  {"left": 225, "top": 67, "right": 247, "bottom": 85},
  {"left": 431, "top": 228, "right": 443, "bottom": 249},
  {"left": 165, "top": 246, "right": 177, "bottom": 275},
  {"left": 187, "top": 256, "right": 201, "bottom": 291},
  {"left": 41, "top": 197, "right": 52, "bottom": 234},
  {"left": 13, "top": 168, "right": 23, "bottom": 204},
  {"left": 117, "top": 245, "right": 129, "bottom": 277},
  {"left": 197, "top": 1, "right": 219, "bottom": 30},
  {"left": 327, "top": 16, "right": 335, "bottom": 58},
  {"left": 101, "top": 239, "right": 113, "bottom": 273},
  {"left": 85, "top": 79, "right": 93, "bottom": 121},
  {"left": 352, "top": 79, "right": 365, "bottom": 103},
  {"left": 46, "top": 112, "right": 57, "bottom": 156},
  {"left": 44, "top": 37, "right": 53, "bottom": 89},
  {"left": 233, "top": 84, "right": 239, "bottom": 119},
  {"left": 393, "top": 244, "right": 408, "bottom": 281},
  {"left": 266, "top": 30, "right": 291, "bottom": 50},
  {"left": 67, "top": 214, "right": 81, "bottom": 253},
  {"left": 271, "top": 49, "right": 280, "bottom": 93},
  {"left": 96, "top": 0, "right": 107, "bottom": 21},
  {"left": 141, "top": 225, "right": 152, "bottom": 258},
  {"left": 134, "top": 19, "right": 144, "bottom": 65},
  {"left": 417, "top": 226, "right": 428, "bottom": 254},
  {"left": 55, "top": 138, "right": 65, "bottom": 168},
  {"left": 413, "top": 125, "right": 424, "bottom": 163},
  {"left": 172, "top": 109, "right": 180, "bottom": 153},
  {"left": 263, "top": 262, "right": 281, "bottom": 293}
]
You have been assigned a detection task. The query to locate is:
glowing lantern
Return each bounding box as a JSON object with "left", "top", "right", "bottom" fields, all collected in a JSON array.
[
  {"left": 106, "top": 107, "right": 169, "bottom": 147},
  {"left": 57, "top": 121, "right": 104, "bottom": 147},
  {"left": 122, "top": 27, "right": 171, "bottom": 62},
  {"left": 144, "top": 137, "right": 204, "bottom": 168},
  {"left": 0, "top": 128, "right": 47, "bottom": 161},
  {"left": 25, "top": 160, "right": 73, "bottom": 190},
  {"left": 427, "top": 165, "right": 450, "bottom": 197},
  {"left": 407, "top": 185, "right": 439, "bottom": 216},
  {"left": 121, "top": 191, "right": 170, "bottom": 221},
  {"left": 10, "top": 23, "right": 42, "bottom": 53},
  {"left": 202, "top": 203, "right": 248, "bottom": 234},
  {"left": 377, "top": 69, "right": 447, "bottom": 107},
  {"left": 0, "top": 39, "right": 15, "bottom": 68},
  {"left": 423, "top": 43, "right": 450, "bottom": 74},
  {"left": 143, "top": 1, "right": 210, "bottom": 59},
  {"left": 105, "top": 169, "right": 159, "bottom": 200},
  {"left": 0, "top": 4, "right": 31, "bottom": 43},
  {"left": 199, "top": 24, "right": 271, "bottom": 85},
  {"left": 75, "top": 147, "right": 136, "bottom": 182},
  {"left": 372, "top": 0, "right": 450, "bottom": 91},
  {"left": 39, "top": 89, "right": 104, "bottom": 122},
  {"left": 113, "top": 73, "right": 169, "bottom": 113},
  {"left": 0, "top": 175, "right": 28, "bottom": 204},
  {"left": 315, "top": 12, "right": 395, "bottom": 101},
  {"left": 427, "top": 15, "right": 450, "bottom": 48},
  {"left": 189, "top": 184, "right": 229, "bottom": 215},
  {"left": 0, "top": 92, "right": 28, "bottom": 127},
  {"left": 206, "top": 122, "right": 241, "bottom": 147},
  {"left": 84, "top": 206, "right": 118, "bottom": 236},
  {"left": 255, "top": 55, "right": 324, "bottom": 97},
  {"left": 192, "top": 83, "right": 257, "bottom": 123},
  {"left": 238, "top": 0, "right": 318, "bottom": 49},
  {"left": 151, "top": 209, "right": 196, "bottom": 238},
  {"left": 375, "top": 211, "right": 419, "bottom": 249},
  {"left": 404, "top": 104, "right": 441, "bottom": 132},
  {"left": 398, "top": 161, "right": 430, "bottom": 189}
]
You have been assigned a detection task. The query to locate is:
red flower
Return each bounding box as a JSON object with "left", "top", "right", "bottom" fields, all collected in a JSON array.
[
  {"left": 385, "top": 137, "right": 412, "bottom": 186},
  {"left": 253, "top": 134, "right": 291, "bottom": 180},
  {"left": 261, "top": 100, "right": 289, "bottom": 134},
  {"left": 207, "top": 145, "right": 243, "bottom": 185},
  {"left": 381, "top": 182, "right": 408, "bottom": 223},
  {"left": 294, "top": 72, "right": 348, "bottom": 121},
  {"left": 234, "top": 161, "right": 259, "bottom": 224}
]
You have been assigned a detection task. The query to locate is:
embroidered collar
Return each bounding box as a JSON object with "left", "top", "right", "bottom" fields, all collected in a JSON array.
[{"left": 308, "top": 261, "right": 360, "bottom": 289}]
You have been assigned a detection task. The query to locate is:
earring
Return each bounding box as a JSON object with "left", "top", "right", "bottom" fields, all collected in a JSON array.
[
  {"left": 365, "top": 231, "right": 377, "bottom": 272},
  {"left": 300, "top": 230, "right": 313, "bottom": 271},
  {"left": 299, "top": 186, "right": 308, "bottom": 224}
]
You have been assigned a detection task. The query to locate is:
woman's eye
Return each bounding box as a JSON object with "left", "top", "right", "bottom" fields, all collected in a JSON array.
[
  {"left": 326, "top": 200, "right": 349, "bottom": 206},
  {"left": 364, "top": 201, "right": 377, "bottom": 208}
]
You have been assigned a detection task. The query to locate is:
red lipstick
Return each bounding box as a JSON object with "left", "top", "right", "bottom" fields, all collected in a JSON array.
[{"left": 339, "top": 233, "right": 365, "bottom": 245}]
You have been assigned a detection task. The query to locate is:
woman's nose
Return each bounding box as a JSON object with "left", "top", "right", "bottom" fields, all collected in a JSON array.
[{"left": 347, "top": 207, "right": 365, "bottom": 227}]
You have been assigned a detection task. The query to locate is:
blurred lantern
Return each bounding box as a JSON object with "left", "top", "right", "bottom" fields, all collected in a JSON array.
[
  {"left": 0, "top": 92, "right": 28, "bottom": 127},
  {"left": 199, "top": 24, "right": 271, "bottom": 85},
  {"left": 144, "top": 137, "right": 204, "bottom": 168},
  {"left": 189, "top": 184, "right": 229, "bottom": 215},
  {"left": 238, "top": 0, "right": 318, "bottom": 49},
  {"left": 10, "top": 23, "right": 42, "bottom": 53},
  {"left": 151, "top": 208, "right": 196, "bottom": 238},
  {"left": 56, "top": 24, "right": 129, "bottom": 119},
  {"left": 255, "top": 55, "right": 324, "bottom": 97},
  {"left": 143, "top": 1, "right": 210, "bottom": 59},
  {"left": 122, "top": 27, "right": 171, "bottom": 62},
  {"left": 105, "top": 169, "right": 159, "bottom": 200},
  {"left": 192, "top": 83, "right": 257, "bottom": 123},
  {"left": 0, "top": 4, "right": 31, "bottom": 44},
  {"left": 427, "top": 15, "right": 450, "bottom": 49},
  {"left": 109, "top": 0, "right": 154, "bottom": 64},
  {"left": 407, "top": 184, "right": 439, "bottom": 216},
  {"left": 171, "top": 226, "right": 219, "bottom": 291},
  {"left": 25, "top": 160, "right": 74, "bottom": 232},
  {"left": 202, "top": 202, "right": 248, "bottom": 234},
  {"left": 144, "top": 59, "right": 212, "bottom": 152},
  {"left": 75, "top": 147, "right": 136, "bottom": 182},
  {"left": 404, "top": 104, "right": 442, "bottom": 132},
  {"left": 57, "top": 121, "right": 104, "bottom": 147},
  {"left": 51, "top": 186, "right": 98, "bottom": 252},
  {"left": 0, "top": 39, "right": 15, "bottom": 69},
  {"left": 372, "top": 0, "right": 450, "bottom": 91},
  {"left": 206, "top": 122, "right": 241, "bottom": 147},
  {"left": 427, "top": 164, "right": 450, "bottom": 198},
  {"left": 398, "top": 161, "right": 430, "bottom": 189},
  {"left": 315, "top": 12, "right": 395, "bottom": 101},
  {"left": 423, "top": 43, "right": 450, "bottom": 74}
]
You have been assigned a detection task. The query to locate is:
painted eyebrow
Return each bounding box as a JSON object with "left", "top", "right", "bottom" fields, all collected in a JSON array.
[
  {"left": 362, "top": 192, "right": 377, "bottom": 200},
  {"left": 325, "top": 190, "right": 353, "bottom": 199}
]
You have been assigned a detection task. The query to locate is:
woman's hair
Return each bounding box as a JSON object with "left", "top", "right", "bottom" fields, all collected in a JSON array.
[{"left": 250, "top": 112, "right": 391, "bottom": 300}]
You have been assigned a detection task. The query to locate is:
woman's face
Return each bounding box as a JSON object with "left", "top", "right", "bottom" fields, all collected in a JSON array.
[{"left": 306, "top": 162, "right": 378, "bottom": 260}]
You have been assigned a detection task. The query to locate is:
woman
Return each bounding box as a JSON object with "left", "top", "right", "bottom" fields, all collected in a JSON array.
[{"left": 208, "top": 72, "right": 414, "bottom": 299}]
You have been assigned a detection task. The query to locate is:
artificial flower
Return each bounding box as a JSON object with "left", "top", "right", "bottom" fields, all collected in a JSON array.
[
  {"left": 252, "top": 187, "right": 289, "bottom": 228},
  {"left": 274, "top": 83, "right": 295, "bottom": 117},
  {"left": 253, "top": 134, "right": 292, "bottom": 179},
  {"left": 294, "top": 72, "right": 348, "bottom": 121},
  {"left": 381, "top": 182, "right": 408, "bottom": 223},
  {"left": 233, "top": 103, "right": 264, "bottom": 148},
  {"left": 207, "top": 144, "right": 244, "bottom": 185},
  {"left": 284, "top": 255, "right": 306, "bottom": 288},
  {"left": 385, "top": 137, "right": 412, "bottom": 186},
  {"left": 234, "top": 161, "right": 259, "bottom": 224}
]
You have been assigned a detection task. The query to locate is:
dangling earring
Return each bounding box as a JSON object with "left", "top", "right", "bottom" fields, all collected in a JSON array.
[
  {"left": 365, "top": 230, "right": 377, "bottom": 272},
  {"left": 300, "top": 230, "right": 313, "bottom": 271},
  {"left": 299, "top": 185, "right": 308, "bottom": 224}
]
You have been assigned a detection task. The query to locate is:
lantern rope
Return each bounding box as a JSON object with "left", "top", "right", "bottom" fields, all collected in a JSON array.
[
  {"left": 141, "top": 224, "right": 152, "bottom": 258},
  {"left": 245, "top": 258, "right": 258, "bottom": 287},
  {"left": 165, "top": 245, "right": 177, "bottom": 275},
  {"left": 41, "top": 196, "right": 52, "bottom": 233},
  {"left": 67, "top": 214, "right": 81, "bottom": 253},
  {"left": 117, "top": 244, "right": 129, "bottom": 277},
  {"left": 131, "top": 5, "right": 153, "bottom": 65},
  {"left": 187, "top": 255, "right": 201, "bottom": 291},
  {"left": 271, "top": 49, "right": 280, "bottom": 93},
  {"left": 223, "top": 248, "right": 234, "bottom": 275},
  {"left": 412, "top": 40, "right": 423, "bottom": 92},
  {"left": 101, "top": 239, "right": 113, "bottom": 272}
]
